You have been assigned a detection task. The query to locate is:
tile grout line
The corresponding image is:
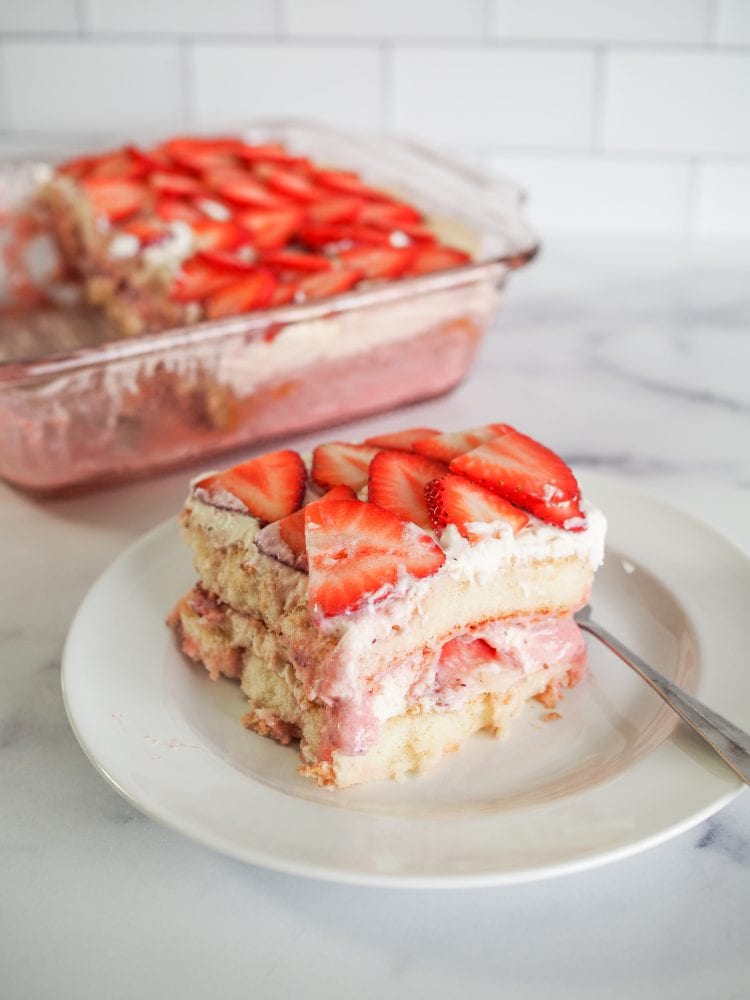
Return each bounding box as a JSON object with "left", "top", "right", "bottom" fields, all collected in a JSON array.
[
  {"left": 0, "top": 32, "right": 748, "bottom": 51},
  {"left": 684, "top": 156, "right": 702, "bottom": 239},
  {"left": 704, "top": 0, "right": 721, "bottom": 45},
  {"left": 74, "top": 0, "right": 90, "bottom": 36},
  {"left": 589, "top": 45, "right": 608, "bottom": 153},
  {"left": 179, "top": 40, "right": 196, "bottom": 128},
  {"left": 275, "top": 0, "right": 288, "bottom": 38},
  {"left": 380, "top": 41, "right": 393, "bottom": 134}
]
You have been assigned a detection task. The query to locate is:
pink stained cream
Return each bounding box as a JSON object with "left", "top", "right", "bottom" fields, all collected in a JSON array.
[
  {"left": 316, "top": 613, "right": 588, "bottom": 759},
  {"left": 172, "top": 599, "right": 589, "bottom": 760}
]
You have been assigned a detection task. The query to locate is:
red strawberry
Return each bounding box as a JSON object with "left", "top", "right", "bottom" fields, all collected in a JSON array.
[
  {"left": 260, "top": 250, "right": 331, "bottom": 273},
  {"left": 305, "top": 499, "right": 446, "bottom": 618},
  {"left": 126, "top": 144, "right": 172, "bottom": 173},
  {"left": 269, "top": 282, "right": 297, "bottom": 307},
  {"left": 58, "top": 154, "right": 98, "bottom": 180},
  {"left": 299, "top": 223, "right": 393, "bottom": 250},
  {"left": 314, "top": 169, "right": 388, "bottom": 202},
  {"left": 364, "top": 427, "right": 440, "bottom": 452},
  {"left": 149, "top": 170, "right": 205, "bottom": 198},
  {"left": 191, "top": 219, "right": 250, "bottom": 252},
  {"left": 255, "top": 164, "right": 323, "bottom": 203},
  {"left": 356, "top": 201, "right": 422, "bottom": 228},
  {"left": 337, "top": 246, "right": 416, "bottom": 280},
  {"left": 155, "top": 198, "right": 204, "bottom": 224},
  {"left": 311, "top": 441, "right": 381, "bottom": 491},
  {"left": 413, "top": 424, "right": 505, "bottom": 464},
  {"left": 197, "top": 249, "right": 256, "bottom": 272},
  {"left": 449, "top": 426, "right": 585, "bottom": 530},
  {"left": 256, "top": 484, "right": 357, "bottom": 571},
  {"left": 86, "top": 148, "right": 147, "bottom": 180},
  {"left": 294, "top": 268, "right": 361, "bottom": 301},
  {"left": 120, "top": 220, "right": 168, "bottom": 246},
  {"left": 169, "top": 255, "right": 238, "bottom": 302},
  {"left": 208, "top": 170, "right": 289, "bottom": 209},
  {"left": 235, "top": 143, "right": 299, "bottom": 165},
  {"left": 204, "top": 270, "right": 277, "bottom": 319},
  {"left": 307, "top": 197, "right": 363, "bottom": 225},
  {"left": 237, "top": 207, "right": 304, "bottom": 249},
  {"left": 194, "top": 449, "right": 306, "bottom": 524},
  {"left": 368, "top": 451, "right": 447, "bottom": 531},
  {"left": 408, "top": 245, "right": 471, "bottom": 275},
  {"left": 391, "top": 221, "right": 437, "bottom": 244},
  {"left": 424, "top": 474, "right": 528, "bottom": 541},
  {"left": 81, "top": 177, "right": 147, "bottom": 222},
  {"left": 162, "top": 137, "right": 241, "bottom": 174}
]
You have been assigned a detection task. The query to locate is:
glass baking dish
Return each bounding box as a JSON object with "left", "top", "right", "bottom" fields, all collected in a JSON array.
[{"left": 0, "top": 121, "right": 538, "bottom": 495}]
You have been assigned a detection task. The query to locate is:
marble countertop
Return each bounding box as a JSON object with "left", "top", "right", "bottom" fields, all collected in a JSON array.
[{"left": 2, "top": 238, "right": 749, "bottom": 999}]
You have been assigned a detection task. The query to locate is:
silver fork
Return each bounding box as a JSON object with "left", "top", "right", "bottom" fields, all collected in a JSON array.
[{"left": 575, "top": 605, "right": 750, "bottom": 786}]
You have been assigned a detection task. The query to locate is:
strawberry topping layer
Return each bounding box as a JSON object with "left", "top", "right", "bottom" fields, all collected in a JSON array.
[
  {"left": 58, "top": 135, "right": 473, "bottom": 322},
  {"left": 191, "top": 422, "right": 588, "bottom": 616}
]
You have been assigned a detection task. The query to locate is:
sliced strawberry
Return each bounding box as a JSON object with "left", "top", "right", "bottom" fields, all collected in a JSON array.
[
  {"left": 364, "top": 427, "right": 440, "bottom": 452},
  {"left": 126, "top": 144, "right": 172, "bottom": 173},
  {"left": 235, "top": 143, "right": 299, "bottom": 165},
  {"left": 294, "top": 268, "right": 361, "bottom": 301},
  {"left": 119, "top": 220, "right": 168, "bottom": 246},
  {"left": 424, "top": 474, "right": 529, "bottom": 541},
  {"left": 155, "top": 197, "right": 204, "bottom": 224},
  {"left": 311, "top": 441, "right": 381, "bottom": 491},
  {"left": 86, "top": 148, "right": 147, "bottom": 180},
  {"left": 307, "top": 196, "right": 363, "bottom": 225},
  {"left": 208, "top": 170, "right": 289, "bottom": 209},
  {"left": 255, "top": 164, "right": 323, "bottom": 203},
  {"left": 449, "top": 426, "right": 584, "bottom": 530},
  {"left": 204, "top": 270, "right": 277, "bottom": 319},
  {"left": 356, "top": 201, "right": 422, "bottom": 228},
  {"left": 260, "top": 250, "right": 331, "bottom": 273},
  {"left": 237, "top": 207, "right": 304, "bottom": 249},
  {"left": 58, "top": 154, "right": 98, "bottom": 180},
  {"left": 81, "top": 177, "right": 147, "bottom": 222},
  {"left": 391, "top": 221, "right": 437, "bottom": 244},
  {"left": 269, "top": 281, "right": 298, "bottom": 307},
  {"left": 337, "top": 246, "right": 415, "bottom": 280},
  {"left": 162, "top": 136, "right": 241, "bottom": 174},
  {"left": 408, "top": 245, "right": 471, "bottom": 275},
  {"left": 191, "top": 219, "right": 250, "bottom": 252},
  {"left": 413, "top": 424, "right": 505, "bottom": 464},
  {"left": 197, "top": 249, "right": 257, "bottom": 272},
  {"left": 149, "top": 170, "right": 205, "bottom": 198},
  {"left": 439, "top": 635, "right": 498, "bottom": 672},
  {"left": 194, "top": 450, "right": 306, "bottom": 524},
  {"left": 368, "top": 451, "right": 447, "bottom": 531},
  {"left": 169, "top": 255, "right": 239, "bottom": 302},
  {"left": 305, "top": 499, "right": 446, "bottom": 617},
  {"left": 300, "top": 223, "right": 393, "bottom": 249},
  {"left": 256, "top": 484, "right": 357, "bottom": 571},
  {"left": 314, "top": 169, "right": 388, "bottom": 202}
]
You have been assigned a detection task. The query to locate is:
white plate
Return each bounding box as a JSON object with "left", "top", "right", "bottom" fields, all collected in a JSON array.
[{"left": 62, "top": 472, "right": 750, "bottom": 888}]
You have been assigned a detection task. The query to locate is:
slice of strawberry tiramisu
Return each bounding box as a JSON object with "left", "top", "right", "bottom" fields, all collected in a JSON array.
[{"left": 169, "top": 422, "right": 606, "bottom": 788}]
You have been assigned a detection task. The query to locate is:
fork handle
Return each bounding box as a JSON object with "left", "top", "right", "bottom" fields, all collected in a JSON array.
[{"left": 578, "top": 617, "right": 750, "bottom": 786}]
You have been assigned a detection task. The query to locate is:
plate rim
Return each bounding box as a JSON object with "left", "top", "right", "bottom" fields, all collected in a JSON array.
[{"left": 61, "top": 471, "right": 749, "bottom": 889}]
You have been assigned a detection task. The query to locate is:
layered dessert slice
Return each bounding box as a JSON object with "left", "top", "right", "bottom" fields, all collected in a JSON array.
[
  {"left": 40, "top": 135, "right": 472, "bottom": 336},
  {"left": 169, "top": 422, "right": 606, "bottom": 788}
]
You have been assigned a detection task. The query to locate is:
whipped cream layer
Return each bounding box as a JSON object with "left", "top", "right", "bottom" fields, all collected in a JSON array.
[{"left": 183, "top": 485, "right": 605, "bottom": 682}]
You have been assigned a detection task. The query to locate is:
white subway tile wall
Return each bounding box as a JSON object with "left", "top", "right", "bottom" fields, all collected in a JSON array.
[{"left": 0, "top": 0, "right": 748, "bottom": 238}]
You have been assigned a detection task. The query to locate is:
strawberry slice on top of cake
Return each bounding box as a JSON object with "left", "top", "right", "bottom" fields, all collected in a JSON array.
[{"left": 168, "top": 422, "right": 606, "bottom": 788}]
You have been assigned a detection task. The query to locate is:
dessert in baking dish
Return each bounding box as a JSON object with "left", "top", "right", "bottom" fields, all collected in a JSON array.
[
  {"left": 169, "top": 422, "right": 606, "bottom": 788},
  {"left": 42, "top": 135, "right": 472, "bottom": 336}
]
